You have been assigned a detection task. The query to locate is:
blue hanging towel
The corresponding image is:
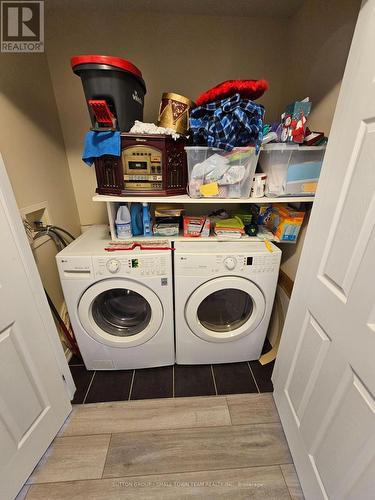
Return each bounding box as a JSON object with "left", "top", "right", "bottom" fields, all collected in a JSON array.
[{"left": 82, "top": 130, "right": 121, "bottom": 166}]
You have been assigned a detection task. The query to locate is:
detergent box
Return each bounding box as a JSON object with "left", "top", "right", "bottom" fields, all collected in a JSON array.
[
  {"left": 268, "top": 205, "right": 305, "bottom": 243},
  {"left": 258, "top": 204, "right": 305, "bottom": 243}
]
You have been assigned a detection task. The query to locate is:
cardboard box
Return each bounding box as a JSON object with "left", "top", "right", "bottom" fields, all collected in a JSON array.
[
  {"left": 267, "top": 205, "right": 305, "bottom": 243},
  {"left": 183, "top": 216, "right": 211, "bottom": 237}
]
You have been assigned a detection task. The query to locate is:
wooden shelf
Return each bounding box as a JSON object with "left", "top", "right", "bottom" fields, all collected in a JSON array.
[
  {"left": 93, "top": 194, "right": 315, "bottom": 204},
  {"left": 109, "top": 234, "right": 280, "bottom": 244},
  {"left": 101, "top": 194, "right": 305, "bottom": 244},
  {"left": 107, "top": 227, "right": 280, "bottom": 244}
]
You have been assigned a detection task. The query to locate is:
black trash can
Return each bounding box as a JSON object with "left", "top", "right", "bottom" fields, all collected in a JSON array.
[{"left": 71, "top": 55, "right": 146, "bottom": 132}]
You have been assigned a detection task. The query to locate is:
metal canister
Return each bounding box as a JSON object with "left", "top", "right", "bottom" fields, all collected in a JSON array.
[{"left": 157, "top": 92, "right": 195, "bottom": 135}]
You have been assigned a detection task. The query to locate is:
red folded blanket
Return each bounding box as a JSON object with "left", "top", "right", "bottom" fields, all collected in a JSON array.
[{"left": 196, "top": 79, "right": 268, "bottom": 106}]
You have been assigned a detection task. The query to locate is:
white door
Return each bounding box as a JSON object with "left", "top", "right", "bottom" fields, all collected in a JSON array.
[
  {"left": 0, "top": 156, "right": 73, "bottom": 500},
  {"left": 78, "top": 278, "right": 163, "bottom": 347},
  {"left": 185, "top": 277, "right": 265, "bottom": 342},
  {"left": 273, "top": 2, "right": 375, "bottom": 499}
]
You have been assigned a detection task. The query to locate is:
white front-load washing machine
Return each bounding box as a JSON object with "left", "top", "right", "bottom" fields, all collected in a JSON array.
[
  {"left": 56, "top": 225, "right": 174, "bottom": 370},
  {"left": 174, "top": 241, "right": 281, "bottom": 364}
]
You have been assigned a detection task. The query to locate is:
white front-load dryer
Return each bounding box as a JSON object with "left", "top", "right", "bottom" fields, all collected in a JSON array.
[
  {"left": 174, "top": 241, "right": 281, "bottom": 364},
  {"left": 56, "top": 225, "right": 174, "bottom": 370}
]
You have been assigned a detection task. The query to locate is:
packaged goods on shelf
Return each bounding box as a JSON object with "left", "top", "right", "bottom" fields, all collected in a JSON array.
[
  {"left": 259, "top": 144, "right": 325, "bottom": 197},
  {"left": 258, "top": 204, "right": 305, "bottom": 243},
  {"left": 153, "top": 223, "right": 180, "bottom": 237},
  {"left": 185, "top": 146, "right": 258, "bottom": 199},
  {"left": 183, "top": 216, "right": 210, "bottom": 237}
]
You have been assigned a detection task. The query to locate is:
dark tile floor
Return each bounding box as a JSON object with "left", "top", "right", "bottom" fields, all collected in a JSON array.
[{"left": 69, "top": 340, "right": 275, "bottom": 404}]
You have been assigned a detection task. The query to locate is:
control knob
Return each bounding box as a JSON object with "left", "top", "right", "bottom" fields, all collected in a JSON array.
[
  {"left": 224, "top": 257, "right": 237, "bottom": 270},
  {"left": 106, "top": 259, "right": 121, "bottom": 274}
]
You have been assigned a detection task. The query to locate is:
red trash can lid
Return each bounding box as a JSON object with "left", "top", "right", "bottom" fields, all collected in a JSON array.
[{"left": 71, "top": 55, "right": 143, "bottom": 79}]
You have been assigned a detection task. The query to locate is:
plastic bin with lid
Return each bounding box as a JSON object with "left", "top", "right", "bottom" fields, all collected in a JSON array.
[
  {"left": 185, "top": 146, "right": 259, "bottom": 198},
  {"left": 259, "top": 144, "right": 326, "bottom": 197}
]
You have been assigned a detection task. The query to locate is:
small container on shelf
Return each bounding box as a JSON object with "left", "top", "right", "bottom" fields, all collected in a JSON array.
[
  {"left": 250, "top": 173, "right": 267, "bottom": 198},
  {"left": 185, "top": 146, "right": 259, "bottom": 199},
  {"left": 259, "top": 144, "right": 326, "bottom": 197}
]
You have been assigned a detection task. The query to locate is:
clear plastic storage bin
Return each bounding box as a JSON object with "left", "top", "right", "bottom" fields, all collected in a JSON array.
[
  {"left": 185, "top": 146, "right": 259, "bottom": 198},
  {"left": 259, "top": 144, "right": 326, "bottom": 197}
]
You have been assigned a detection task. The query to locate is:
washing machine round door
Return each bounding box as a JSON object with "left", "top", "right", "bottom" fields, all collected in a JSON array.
[
  {"left": 185, "top": 276, "right": 265, "bottom": 342},
  {"left": 78, "top": 279, "right": 163, "bottom": 348}
]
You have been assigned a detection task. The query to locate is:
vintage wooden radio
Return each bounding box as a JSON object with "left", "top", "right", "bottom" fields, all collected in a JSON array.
[{"left": 94, "top": 134, "right": 188, "bottom": 196}]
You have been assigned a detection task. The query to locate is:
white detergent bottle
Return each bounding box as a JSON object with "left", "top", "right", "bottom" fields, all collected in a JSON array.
[{"left": 115, "top": 204, "right": 132, "bottom": 239}]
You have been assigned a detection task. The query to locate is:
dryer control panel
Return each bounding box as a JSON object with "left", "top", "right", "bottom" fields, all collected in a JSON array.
[
  {"left": 93, "top": 255, "right": 168, "bottom": 278},
  {"left": 175, "top": 253, "right": 280, "bottom": 277}
]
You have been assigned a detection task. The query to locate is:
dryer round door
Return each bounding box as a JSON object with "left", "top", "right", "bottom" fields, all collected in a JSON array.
[
  {"left": 78, "top": 279, "right": 163, "bottom": 348},
  {"left": 185, "top": 276, "right": 265, "bottom": 343}
]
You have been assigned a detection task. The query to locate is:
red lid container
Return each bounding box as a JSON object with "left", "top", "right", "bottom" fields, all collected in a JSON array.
[{"left": 71, "top": 54, "right": 146, "bottom": 131}]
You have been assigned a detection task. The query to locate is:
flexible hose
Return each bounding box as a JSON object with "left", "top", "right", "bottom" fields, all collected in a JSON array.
[
  {"left": 49, "top": 225, "right": 75, "bottom": 242},
  {"left": 34, "top": 227, "right": 74, "bottom": 251},
  {"left": 46, "top": 228, "right": 68, "bottom": 249},
  {"left": 34, "top": 229, "right": 64, "bottom": 251},
  {"left": 33, "top": 226, "right": 79, "bottom": 355}
]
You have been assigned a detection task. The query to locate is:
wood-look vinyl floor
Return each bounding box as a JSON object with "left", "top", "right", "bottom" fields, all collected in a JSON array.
[{"left": 24, "top": 394, "right": 304, "bottom": 499}]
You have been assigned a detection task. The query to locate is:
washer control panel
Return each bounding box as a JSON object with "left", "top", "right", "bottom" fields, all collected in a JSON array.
[
  {"left": 175, "top": 253, "right": 280, "bottom": 276},
  {"left": 93, "top": 255, "right": 168, "bottom": 278},
  {"left": 106, "top": 259, "right": 121, "bottom": 274},
  {"left": 223, "top": 256, "right": 237, "bottom": 270}
]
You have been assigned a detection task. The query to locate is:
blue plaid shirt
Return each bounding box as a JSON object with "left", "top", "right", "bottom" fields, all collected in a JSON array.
[{"left": 190, "top": 93, "right": 264, "bottom": 152}]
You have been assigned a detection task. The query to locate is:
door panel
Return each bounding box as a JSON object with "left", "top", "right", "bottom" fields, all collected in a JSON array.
[
  {"left": 286, "top": 313, "right": 331, "bottom": 423},
  {"left": 321, "top": 120, "right": 375, "bottom": 299},
  {"left": 313, "top": 372, "right": 375, "bottom": 498},
  {"left": 273, "top": 2, "right": 375, "bottom": 498},
  {"left": 0, "top": 156, "right": 72, "bottom": 500},
  {"left": 0, "top": 324, "right": 47, "bottom": 439}
]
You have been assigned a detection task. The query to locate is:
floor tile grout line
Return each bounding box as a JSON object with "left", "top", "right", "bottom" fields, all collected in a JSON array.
[
  {"left": 101, "top": 462, "right": 295, "bottom": 482},
  {"left": 225, "top": 396, "right": 234, "bottom": 425},
  {"left": 210, "top": 365, "right": 218, "bottom": 396},
  {"left": 172, "top": 365, "right": 175, "bottom": 398},
  {"left": 279, "top": 464, "right": 294, "bottom": 500},
  {"left": 101, "top": 433, "right": 113, "bottom": 480},
  {"left": 29, "top": 461, "right": 295, "bottom": 487},
  {"left": 247, "top": 362, "right": 260, "bottom": 394},
  {"left": 128, "top": 370, "right": 135, "bottom": 400},
  {"left": 82, "top": 371, "right": 96, "bottom": 404},
  {"left": 72, "top": 394, "right": 228, "bottom": 409},
  {"left": 58, "top": 420, "right": 283, "bottom": 440}
]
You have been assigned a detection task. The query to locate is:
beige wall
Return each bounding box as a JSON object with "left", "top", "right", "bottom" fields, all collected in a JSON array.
[
  {"left": 279, "top": 0, "right": 360, "bottom": 280},
  {"left": 0, "top": 53, "right": 81, "bottom": 310},
  {"left": 45, "top": 7, "right": 289, "bottom": 227},
  {"left": 283, "top": 0, "right": 361, "bottom": 136}
]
